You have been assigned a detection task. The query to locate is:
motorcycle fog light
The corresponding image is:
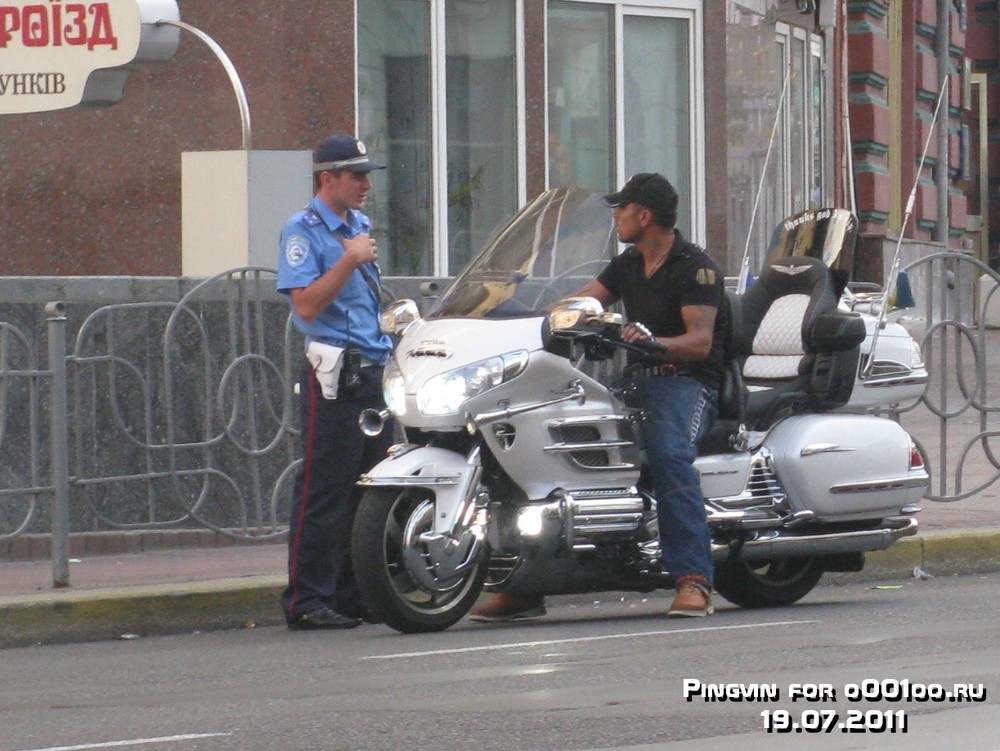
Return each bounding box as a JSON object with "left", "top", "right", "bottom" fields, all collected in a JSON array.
[{"left": 517, "top": 506, "right": 545, "bottom": 537}]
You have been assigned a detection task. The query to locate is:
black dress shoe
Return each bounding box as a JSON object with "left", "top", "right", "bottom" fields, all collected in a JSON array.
[
  {"left": 288, "top": 607, "right": 362, "bottom": 630},
  {"left": 339, "top": 606, "right": 383, "bottom": 625}
]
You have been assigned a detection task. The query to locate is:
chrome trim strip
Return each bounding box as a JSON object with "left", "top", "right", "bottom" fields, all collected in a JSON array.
[
  {"left": 567, "top": 460, "right": 637, "bottom": 471},
  {"left": 800, "top": 443, "right": 855, "bottom": 456},
  {"left": 829, "top": 473, "right": 930, "bottom": 494},
  {"left": 544, "top": 440, "right": 633, "bottom": 452},
  {"left": 357, "top": 474, "right": 462, "bottom": 487},
  {"left": 546, "top": 414, "right": 628, "bottom": 428},
  {"left": 860, "top": 374, "right": 930, "bottom": 388},
  {"left": 474, "top": 381, "right": 585, "bottom": 423}
]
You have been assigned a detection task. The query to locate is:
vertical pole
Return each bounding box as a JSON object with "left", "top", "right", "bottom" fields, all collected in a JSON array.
[
  {"left": 46, "top": 301, "right": 70, "bottom": 588},
  {"left": 935, "top": 0, "right": 950, "bottom": 245}
]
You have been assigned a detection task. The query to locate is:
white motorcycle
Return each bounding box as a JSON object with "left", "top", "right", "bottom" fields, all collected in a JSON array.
[{"left": 352, "top": 188, "right": 929, "bottom": 634}]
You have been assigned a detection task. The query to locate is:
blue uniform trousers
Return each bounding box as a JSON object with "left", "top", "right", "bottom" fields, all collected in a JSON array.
[{"left": 281, "top": 360, "right": 393, "bottom": 622}]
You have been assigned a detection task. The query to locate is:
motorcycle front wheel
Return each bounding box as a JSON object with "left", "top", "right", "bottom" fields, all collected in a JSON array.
[
  {"left": 351, "top": 487, "right": 488, "bottom": 633},
  {"left": 713, "top": 556, "right": 824, "bottom": 608}
]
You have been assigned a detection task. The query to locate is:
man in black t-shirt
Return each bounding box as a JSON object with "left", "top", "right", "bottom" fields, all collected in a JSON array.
[{"left": 470, "top": 173, "right": 723, "bottom": 623}]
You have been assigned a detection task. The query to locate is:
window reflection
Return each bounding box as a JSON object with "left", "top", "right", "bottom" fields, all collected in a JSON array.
[
  {"left": 446, "top": 1, "right": 518, "bottom": 272},
  {"left": 624, "top": 14, "right": 691, "bottom": 237},
  {"left": 547, "top": 2, "right": 614, "bottom": 191},
  {"left": 359, "top": 0, "right": 518, "bottom": 276},
  {"left": 358, "top": 0, "right": 434, "bottom": 275},
  {"left": 725, "top": 1, "right": 825, "bottom": 279}
]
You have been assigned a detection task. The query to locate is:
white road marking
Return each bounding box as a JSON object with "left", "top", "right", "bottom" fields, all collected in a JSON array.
[
  {"left": 363, "top": 619, "right": 819, "bottom": 660},
  {"left": 15, "top": 733, "right": 232, "bottom": 751}
]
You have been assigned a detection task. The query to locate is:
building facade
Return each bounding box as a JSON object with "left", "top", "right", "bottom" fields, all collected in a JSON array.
[
  {"left": 0, "top": 1, "right": 989, "bottom": 281},
  {"left": 844, "top": 0, "right": 974, "bottom": 281}
]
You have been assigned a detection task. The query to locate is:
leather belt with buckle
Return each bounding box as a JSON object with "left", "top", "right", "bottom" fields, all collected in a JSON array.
[{"left": 629, "top": 362, "right": 687, "bottom": 379}]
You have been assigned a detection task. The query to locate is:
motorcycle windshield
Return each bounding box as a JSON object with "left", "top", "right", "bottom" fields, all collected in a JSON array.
[
  {"left": 765, "top": 207, "right": 858, "bottom": 270},
  {"left": 429, "top": 188, "right": 618, "bottom": 319}
]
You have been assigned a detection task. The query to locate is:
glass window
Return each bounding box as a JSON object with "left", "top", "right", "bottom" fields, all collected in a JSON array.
[
  {"left": 788, "top": 33, "right": 807, "bottom": 212},
  {"left": 359, "top": 0, "right": 519, "bottom": 276},
  {"left": 547, "top": 2, "right": 615, "bottom": 191},
  {"left": 623, "top": 13, "right": 692, "bottom": 236},
  {"left": 358, "top": 0, "right": 434, "bottom": 275},
  {"left": 446, "top": 2, "right": 518, "bottom": 271},
  {"left": 547, "top": 3, "right": 699, "bottom": 236},
  {"left": 810, "top": 39, "right": 824, "bottom": 207},
  {"left": 725, "top": 7, "right": 826, "bottom": 282}
]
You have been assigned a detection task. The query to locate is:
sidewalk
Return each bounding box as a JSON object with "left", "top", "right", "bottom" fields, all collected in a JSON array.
[{"left": 2, "top": 496, "right": 999, "bottom": 649}]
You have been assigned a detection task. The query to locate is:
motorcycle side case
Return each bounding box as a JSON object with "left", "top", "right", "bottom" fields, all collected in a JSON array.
[{"left": 765, "top": 414, "right": 926, "bottom": 521}]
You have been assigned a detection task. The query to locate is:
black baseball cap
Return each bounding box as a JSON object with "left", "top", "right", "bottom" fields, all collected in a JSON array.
[
  {"left": 313, "top": 135, "right": 385, "bottom": 172},
  {"left": 603, "top": 172, "right": 678, "bottom": 227}
]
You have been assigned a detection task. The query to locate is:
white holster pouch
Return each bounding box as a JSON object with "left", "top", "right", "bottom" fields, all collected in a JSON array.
[{"left": 306, "top": 341, "right": 346, "bottom": 400}]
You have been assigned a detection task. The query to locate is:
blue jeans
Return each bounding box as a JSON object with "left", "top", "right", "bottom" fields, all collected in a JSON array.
[{"left": 639, "top": 375, "right": 718, "bottom": 587}]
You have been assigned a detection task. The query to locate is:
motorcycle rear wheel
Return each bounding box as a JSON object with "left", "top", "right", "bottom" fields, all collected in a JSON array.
[
  {"left": 713, "top": 556, "right": 824, "bottom": 608},
  {"left": 352, "top": 487, "right": 488, "bottom": 633}
]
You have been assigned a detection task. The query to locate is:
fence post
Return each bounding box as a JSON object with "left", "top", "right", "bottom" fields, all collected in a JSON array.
[{"left": 46, "top": 302, "right": 70, "bottom": 588}]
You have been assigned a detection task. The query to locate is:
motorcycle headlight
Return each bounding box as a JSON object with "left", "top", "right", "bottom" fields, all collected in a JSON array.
[
  {"left": 383, "top": 360, "right": 406, "bottom": 417},
  {"left": 417, "top": 351, "right": 528, "bottom": 416}
]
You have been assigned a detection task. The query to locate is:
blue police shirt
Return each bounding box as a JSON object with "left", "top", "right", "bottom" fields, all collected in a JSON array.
[{"left": 277, "top": 196, "right": 392, "bottom": 364}]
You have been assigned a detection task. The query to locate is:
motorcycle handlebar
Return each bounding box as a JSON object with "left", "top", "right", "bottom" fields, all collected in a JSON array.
[
  {"left": 624, "top": 337, "right": 669, "bottom": 355},
  {"left": 552, "top": 324, "right": 669, "bottom": 358}
]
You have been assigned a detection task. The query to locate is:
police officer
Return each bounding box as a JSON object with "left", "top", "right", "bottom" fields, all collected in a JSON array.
[{"left": 278, "top": 134, "right": 394, "bottom": 629}]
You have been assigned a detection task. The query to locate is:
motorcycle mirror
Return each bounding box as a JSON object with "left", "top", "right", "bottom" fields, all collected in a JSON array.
[
  {"left": 380, "top": 298, "right": 421, "bottom": 336},
  {"left": 549, "top": 296, "right": 605, "bottom": 330}
]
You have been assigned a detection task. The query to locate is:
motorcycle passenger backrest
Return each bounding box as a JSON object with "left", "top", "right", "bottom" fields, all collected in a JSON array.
[
  {"left": 731, "top": 255, "right": 845, "bottom": 429},
  {"left": 766, "top": 208, "right": 859, "bottom": 270}
]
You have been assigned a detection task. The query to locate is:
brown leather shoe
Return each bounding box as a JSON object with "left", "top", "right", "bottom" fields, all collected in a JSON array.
[
  {"left": 668, "top": 581, "right": 714, "bottom": 618},
  {"left": 469, "top": 593, "right": 546, "bottom": 622}
]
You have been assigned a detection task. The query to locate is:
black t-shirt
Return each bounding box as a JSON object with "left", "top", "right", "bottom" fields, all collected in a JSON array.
[{"left": 597, "top": 231, "right": 728, "bottom": 390}]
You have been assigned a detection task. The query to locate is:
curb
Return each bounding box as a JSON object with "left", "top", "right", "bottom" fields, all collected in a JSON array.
[
  {"left": 1, "top": 530, "right": 998, "bottom": 649},
  {"left": 0, "top": 577, "right": 285, "bottom": 650},
  {"left": 837, "top": 528, "right": 1000, "bottom": 581}
]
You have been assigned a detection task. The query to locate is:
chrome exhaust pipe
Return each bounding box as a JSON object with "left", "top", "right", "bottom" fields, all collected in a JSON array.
[
  {"left": 711, "top": 516, "right": 918, "bottom": 563},
  {"left": 359, "top": 408, "right": 390, "bottom": 436}
]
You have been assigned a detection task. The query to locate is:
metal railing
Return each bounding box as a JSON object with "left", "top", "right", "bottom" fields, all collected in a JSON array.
[
  {"left": 2, "top": 258, "right": 1000, "bottom": 586},
  {"left": 892, "top": 252, "right": 1000, "bottom": 502},
  {"left": 1, "top": 269, "right": 300, "bottom": 585}
]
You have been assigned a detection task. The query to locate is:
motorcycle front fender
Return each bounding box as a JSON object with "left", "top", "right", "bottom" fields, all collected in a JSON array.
[{"left": 357, "top": 445, "right": 479, "bottom": 535}]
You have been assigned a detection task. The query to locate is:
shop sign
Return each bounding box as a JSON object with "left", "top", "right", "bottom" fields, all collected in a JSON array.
[{"left": 0, "top": 0, "right": 177, "bottom": 113}]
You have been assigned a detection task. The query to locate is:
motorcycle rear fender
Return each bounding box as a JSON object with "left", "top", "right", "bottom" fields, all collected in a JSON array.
[{"left": 357, "top": 446, "right": 477, "bottom": 535}]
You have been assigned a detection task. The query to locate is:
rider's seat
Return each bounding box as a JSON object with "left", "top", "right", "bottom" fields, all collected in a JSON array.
[{"left": 731, "top": 255, "right": 864, "bottom": 431}]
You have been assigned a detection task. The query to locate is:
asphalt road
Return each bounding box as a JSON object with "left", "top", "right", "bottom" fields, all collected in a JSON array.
[{"left": 1, "top": 574, "right": 998, "bottom": 751}]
